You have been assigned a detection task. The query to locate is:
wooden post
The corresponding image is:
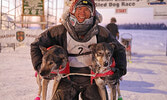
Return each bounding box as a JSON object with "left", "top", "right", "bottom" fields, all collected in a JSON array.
[
  {"left": 41, "top": 0, "right": 45, "bottom": 30},
  {"left": 21, "top": 15, "right": 24, "bottom": 28},
  {"left": 13, "top": 43, "right": 15, "bottom": 51},
  {"left": 166, "top": 39, "right": 167, "bottom": 56},
  {"left": 0, "top": 43, "right": 1, "bottom": 53},
  {"left": 40, "top": 15, "right": 46, "bottom": 30}
]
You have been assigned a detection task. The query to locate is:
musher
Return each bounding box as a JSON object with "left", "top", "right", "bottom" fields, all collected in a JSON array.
[{"left": 30, "top": 0, "right": 127, "bottom": 99}]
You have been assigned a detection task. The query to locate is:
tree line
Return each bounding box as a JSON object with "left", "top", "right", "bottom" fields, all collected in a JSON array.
[{"left": 118, "top": 23, "right": 167, "bottom": 30}]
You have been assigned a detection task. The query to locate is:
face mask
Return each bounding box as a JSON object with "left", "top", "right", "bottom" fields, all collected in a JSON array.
[{"left": 69, "top": 14, "right": 94, "bottom": 35}]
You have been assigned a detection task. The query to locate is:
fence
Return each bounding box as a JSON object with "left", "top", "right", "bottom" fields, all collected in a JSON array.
[{"left": 0, "top": 29, "right": 44, "bottom": 53}]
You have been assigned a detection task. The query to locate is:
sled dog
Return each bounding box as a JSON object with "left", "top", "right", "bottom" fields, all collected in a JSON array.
[
  {"left": 89, "top": 42, "right": 121, "bottom": 100},
  {"left": 36, "top": 45, "right": 68, "bottom": 100}
]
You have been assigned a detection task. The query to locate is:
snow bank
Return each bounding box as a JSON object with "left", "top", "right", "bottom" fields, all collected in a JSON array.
[{"left": 0, "top": 29, "right": 167, "bottom": 100}]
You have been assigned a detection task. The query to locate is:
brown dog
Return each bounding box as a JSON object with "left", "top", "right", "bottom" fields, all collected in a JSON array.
[
  {"left": 89, "top": 42, "right": 122, "bottom": 100},
  {"left": 35, "top": 45, "right": 68, "bottom": 100}
]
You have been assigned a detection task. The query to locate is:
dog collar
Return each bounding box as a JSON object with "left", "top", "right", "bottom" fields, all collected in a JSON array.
[
  {"left": 51, "top": 62, "right": 70, "bottom": 75},
  {"left": 46, "top": 46, "right": 55, "bottom": 50},
  {"left": 90, "top": 70, "right": 114, "bottom": 84},
  {"left": 90, "top": 58, "right": 115, "bottom": 84}
]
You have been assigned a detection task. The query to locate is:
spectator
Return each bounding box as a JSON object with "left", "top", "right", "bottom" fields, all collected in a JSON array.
[{"left": 106, "top": 17, "right": 119, "bottom": 40}]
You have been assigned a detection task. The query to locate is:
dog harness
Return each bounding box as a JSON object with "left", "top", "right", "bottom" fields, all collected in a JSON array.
[
  {"left": 50, "top": 58, "right": 115, "bottom": 84},
  {"left": 67, "top": 32, "right": 97, "bottom": 67},
  {"left": 48, "top": 46, "right": 115, "bottom": 84},
  {"left": 90, "top": 58, "right": 115, "bottom": 84},
  {"left": 51, "top": 62, "right": 70, "bottom": 75}
]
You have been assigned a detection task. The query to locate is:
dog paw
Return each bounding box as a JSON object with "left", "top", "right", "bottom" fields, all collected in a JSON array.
[{"left": 34, "top": 96, "right": 40, "bottom": 100}]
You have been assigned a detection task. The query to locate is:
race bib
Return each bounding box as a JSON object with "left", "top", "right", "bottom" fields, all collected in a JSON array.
[{"left": 67, "top": 32, "right": 97, "bottom": 67}]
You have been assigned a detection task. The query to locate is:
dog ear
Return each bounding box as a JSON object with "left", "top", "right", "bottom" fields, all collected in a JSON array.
[
  {"left": 39, "top": 46, "right": 47, "bottom": 55},
  {"left": 88, "top": 43, "right": 97, "bottom": 51}
]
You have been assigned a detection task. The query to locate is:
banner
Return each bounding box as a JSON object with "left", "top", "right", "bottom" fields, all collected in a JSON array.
[
  {"left": 94, "top": 0, "right": 148, "bottom": 9},
  {"left": 22, "top": 0, "right": 44, "bottom": 16},
  {"left": 115, "top": 9, "right": 127, "bottom": 14},
  {"left": 94, "top": 0, "right": 167, "bottom": 9},
  {"left": 148, "top": 0, "right": 167, "bottom": 5},
  {"left": 154, "top": 5, "right": 167, "bottom": 19},
  {"left": 16, "top": 31, "right": 25, "bottom": 42}
]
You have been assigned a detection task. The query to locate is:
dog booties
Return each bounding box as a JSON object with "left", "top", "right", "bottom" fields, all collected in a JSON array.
[{"left": 34, "top": 96, "right": 40, "bottom": 100}]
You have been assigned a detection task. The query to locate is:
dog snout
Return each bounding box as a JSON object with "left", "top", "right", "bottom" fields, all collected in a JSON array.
[
  {"left": 104, "top": 61, "right": 108, "bottom": 67},
  {"left": 40, "top": 70, "right": 49, "bottom": 76}
]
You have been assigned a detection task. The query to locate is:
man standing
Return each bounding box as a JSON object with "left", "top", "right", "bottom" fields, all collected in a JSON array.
[
  {"left": 31, "top": 0, "right": 127, "bottom": 100},
  {"left": 106, "top": 17, "right": 119, "bottom": 40}
]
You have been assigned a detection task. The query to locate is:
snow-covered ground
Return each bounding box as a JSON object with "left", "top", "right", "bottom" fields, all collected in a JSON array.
[{"left": 0, "top": 29, "right": 167, "bottom": 100}]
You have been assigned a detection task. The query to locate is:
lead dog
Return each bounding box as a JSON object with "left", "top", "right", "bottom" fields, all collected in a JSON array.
[
  {"left": 35, "top": 45, "right": 68, "bottom": 100},
  {"left": 89, "top": 42, "right": 122, "bottom": 100}
]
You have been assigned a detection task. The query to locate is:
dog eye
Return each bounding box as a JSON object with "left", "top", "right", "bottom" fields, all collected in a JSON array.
[
  {"left": 97, "top": 52, "right": 102, "bottom": 56},
  {"left": 107, "top": 52, "right": 111, "bottom": 56},
  {"left": 48, "top": 61, "right": 54, "bottom": 65}
]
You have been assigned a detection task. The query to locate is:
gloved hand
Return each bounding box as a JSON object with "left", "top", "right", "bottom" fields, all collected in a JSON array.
[{"left": 109, "top": 68, "right": 120, "bottom": 80}]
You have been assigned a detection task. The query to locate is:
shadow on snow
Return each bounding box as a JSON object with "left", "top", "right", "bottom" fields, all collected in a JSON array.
[
  {"left": 130, "top": 53, "right": 167, "bottom": 66},
  {"left": 120, "top": 80, "right": 167, "bottom": 94},
  {"left": 128, "top": 68, "right": 156, "bottom": 75}
]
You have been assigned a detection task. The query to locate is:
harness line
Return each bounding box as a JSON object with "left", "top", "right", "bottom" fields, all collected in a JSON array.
[{"left": 49, "top": 55, "right": 115, "bottom": 100}]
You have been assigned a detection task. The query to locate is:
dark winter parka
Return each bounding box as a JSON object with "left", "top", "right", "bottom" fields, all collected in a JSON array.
[{"left": 30, "top": 24, "right": 127, "bottom": 77}]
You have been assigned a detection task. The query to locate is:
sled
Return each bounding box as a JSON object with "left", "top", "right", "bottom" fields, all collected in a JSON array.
[{"left": 120, "top": 33, "right": 132, "bottom": 62}]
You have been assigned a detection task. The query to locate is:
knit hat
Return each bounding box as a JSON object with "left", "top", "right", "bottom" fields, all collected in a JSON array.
[
  {"left": 111, "top": 17, "right": 117, "bottom": 23},
  {"left": 69, "top": 0, "right": 95, "bottom": 17}
]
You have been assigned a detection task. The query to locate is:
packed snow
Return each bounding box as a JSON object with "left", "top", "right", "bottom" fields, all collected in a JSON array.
[{"left": 0, "top": 29, "right": 167, "bottom": 100}]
